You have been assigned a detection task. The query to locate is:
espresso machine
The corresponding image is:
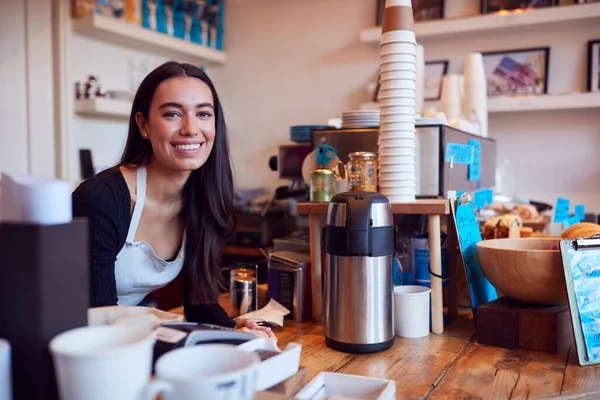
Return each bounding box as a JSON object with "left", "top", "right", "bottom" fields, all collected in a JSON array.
[{"left": 323, "top": 192, "right": 396, "bottom": 353}]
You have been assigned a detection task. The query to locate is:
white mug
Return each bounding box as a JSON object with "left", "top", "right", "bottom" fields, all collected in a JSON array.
[
  {"left": 146, "top": 344, "right": 260, "bottom": 400},
  {"left": 49, "top": 325, "right": 156, "bottom": 400}
]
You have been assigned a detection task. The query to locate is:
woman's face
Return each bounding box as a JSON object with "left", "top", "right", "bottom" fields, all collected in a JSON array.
[{"left": 137, "top": 76, "right": 216, "bottom": 172}]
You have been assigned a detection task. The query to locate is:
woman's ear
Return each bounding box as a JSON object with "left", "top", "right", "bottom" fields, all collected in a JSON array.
[{"left": 136, "top": 111, "right": 149, "bottom": 138}]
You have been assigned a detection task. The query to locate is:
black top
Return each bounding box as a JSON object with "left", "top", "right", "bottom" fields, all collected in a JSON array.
[{"left": 72, "top": 167, "right": 235, "bottom": 328}]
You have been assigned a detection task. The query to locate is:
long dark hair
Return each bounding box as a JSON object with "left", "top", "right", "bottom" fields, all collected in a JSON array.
[{"left": 120, "top": 61, "right": 235, "bottom": 304}]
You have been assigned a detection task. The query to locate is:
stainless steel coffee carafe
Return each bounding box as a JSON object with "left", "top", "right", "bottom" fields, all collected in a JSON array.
[{"left": 323, "top": 192, "right": 396, "bottom": 353}]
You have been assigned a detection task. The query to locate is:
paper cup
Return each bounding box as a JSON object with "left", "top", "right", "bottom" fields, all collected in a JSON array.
[
  {"left": 381, "top": 30, "right": 416, "bottom": 45},
  {"left": 380, "top": 62, "right": 417, "bottom": 73},
  {"left": 385, "top": 194, "right": 416, "bottom": 202},
  {"left": 380, "top": 70, "right": 416, "bottom": 81},
  {"left": 380, "top": 105, "right": 416, "bottom": 115},
  {"left": 384, "top": 0, "right": 412, "bottom": 7},
  {"left": 380, "top": 114, "right": 415, "bottom": 123},
  {"left": 379, "top": 155, "right": 416, "bottom": 165},
  {"left": 379, "top": 171, "right": 416, "bottom": 180},
  {"left": 381, "top": 43, "right": 417, "bottom": 56},
  {"left": 381, "top": 54, "right": 417, "bottom": 64},
  {"left": 379, "top": 124, "right": 415, "bottom": 133},
  {"left": 381, "top": 187, "right": 417, "bottom": 196},
  {"left": 379, "top": 179, "right": 417, "bottom": 188},
  {"left": 380, "top": 80, "right": 416, "bottom": 91},
  {"left": 380, "top": 97, "right": 417, "bottom": 108},
  {"left": 379, "top": 88, "right": 416, "bottom": 99},
  {"left": 378, "top": 137, "right": 416, "bottom": 147},
  {"left": 379, "top": 146, "right": 416, "bottom": 157},
  {"left": 393, "top": 285, "right": 431, "bottom": 338},
  {"left": 49, "top": 326, "right": 156, "bottom": 400},
  {"left": 379, "top": 163, "right": 416, "bottom": 173}
]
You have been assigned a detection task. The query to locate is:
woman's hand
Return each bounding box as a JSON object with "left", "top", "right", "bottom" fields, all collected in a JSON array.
[{"left": 235, "top": 318, "right": 276, "bottom": 341}]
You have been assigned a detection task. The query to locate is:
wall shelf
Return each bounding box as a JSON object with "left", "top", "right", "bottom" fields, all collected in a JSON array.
[
  {"left": 74, "top": 98, "right": 131, "bottom": 119},
  {"left": 487, "top": 92, "right": 600, "bottom": 113},
  {"left": 360, "top": 3, "right": 600, "bottom": 42},
  {"left": 72, "top": 14, "right": 226, "bottom": 65}
]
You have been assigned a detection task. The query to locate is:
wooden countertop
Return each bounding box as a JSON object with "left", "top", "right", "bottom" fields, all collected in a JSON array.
[
  {"left": 297, "top": 199, "right": 450, "bottom": 216},
  {"left": 188, "top": 294, "right": 600, "bottom": 399}
]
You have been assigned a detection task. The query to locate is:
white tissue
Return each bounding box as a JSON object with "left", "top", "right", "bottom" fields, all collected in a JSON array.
[
  {"left": 234, "top": 299, "right": 291, "bottom": 328},
  {"left": 0, "top": 339, "right": 12, "bottom": 400},
  {"left": 0, "top": 173, "right": 72, "bottom": 225}
]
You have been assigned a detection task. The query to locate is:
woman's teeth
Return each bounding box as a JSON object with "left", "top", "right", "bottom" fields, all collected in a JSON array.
[{"left": 174, "top": 143, "right": 201, "bottom": 150}]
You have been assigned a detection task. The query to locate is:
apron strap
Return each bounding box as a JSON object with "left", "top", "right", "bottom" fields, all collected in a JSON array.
[{"left": 126, "top": 166, "right": 147, "bottom": 244}]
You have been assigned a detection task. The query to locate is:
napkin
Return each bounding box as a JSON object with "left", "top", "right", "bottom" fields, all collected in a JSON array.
[
  {"left": 0, "top": 173, "right": 72, "bottom": 225},
  {"left": 234, "top": 299, "right": 290, "bottom": 328}
]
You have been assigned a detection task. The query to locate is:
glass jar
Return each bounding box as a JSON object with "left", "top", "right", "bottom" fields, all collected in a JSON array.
[
  {"left": 310, "top": 169, "right": 335, "bottom": 202},
  {"left": 347, "top": 152, "right": 377, "bottom": 192}
]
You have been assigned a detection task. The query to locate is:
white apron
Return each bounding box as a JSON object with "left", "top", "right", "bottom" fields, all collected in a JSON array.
[{"left": 115, "top": 166, "right": 185, "bottom": 306}]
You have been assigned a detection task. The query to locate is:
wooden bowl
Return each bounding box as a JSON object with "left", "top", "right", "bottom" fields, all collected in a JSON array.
[{"left": 476, "top": 238, "right": 568, "bottom": 306}]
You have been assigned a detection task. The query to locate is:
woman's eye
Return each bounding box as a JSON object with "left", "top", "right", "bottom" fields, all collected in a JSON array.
[
  {"left": 197, "top": 111, "right": 213, "bottom": 118},
  {"left": 163, "top": 111, "right": 181, "bottom": 118}
]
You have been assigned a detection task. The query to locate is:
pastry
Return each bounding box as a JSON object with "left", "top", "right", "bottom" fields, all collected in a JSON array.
[
  {"left": 483, "top": 214, "right": 523, "bottom": 240},
  {"left": 510, "top": 204, "right": 539, "bottom": 220}
]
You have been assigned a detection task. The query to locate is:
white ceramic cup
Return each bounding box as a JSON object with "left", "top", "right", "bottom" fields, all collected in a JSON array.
[
  {"left": 379, "top": 179, "right": 417, "bottom": 188},
  {"left": 378, "top": 163, "right": 416, "bottom": 172},
  {"left": 380, "top": 62, "right": 416, "bottom": 73},
  {"left": 393, "top": 285, "right": 431, "bottom": 338},
  {"left": 381, "top": 30, "right": 416, "bottom": 44},
  {"left": 379, "top": 127, "right": 416, "bottom": 136},
  {"left": 380, "top": 70, "right": 416, "bottom": 81},
  {"left": 145, "top": 345, "right": 260, "bottom": 400},
  {"left": 380, "top": 97, "right": 416, "bottom": 107},
  {"left": 381, "top": 54, "right": 417, "bottom": 64},
  {"left": 380, "top": 80, "right": 417, "bottom": 91},
  {"left": 379, "top": 171, "right": 416, "bottom": 181},
  {"left": 379, "top": 88, "right": 416, "bottom": 99},
  {"left": 49, "top": 325, "right": 156, "bottom": 400},
  {"left": 380, "top": 114, "right": 416, "bottom": 123},
  {"left": 378, "top": 137, "right": 416, "bottom": 147},
  {"left": 379, "top": 155, "right": 416, "bottom": 165},
  {"left": 381, "top": 42, "right": 417, "bottom": 56},
  {"left": 379, "top": 147, "right": 417, "bottom": 157}
]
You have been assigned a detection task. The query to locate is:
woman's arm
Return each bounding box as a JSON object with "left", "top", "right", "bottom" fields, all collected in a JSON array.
[
  {"left": 72, "top": 179, "right": 127, "bottom": 307},
  {"left": 183, "top": 302, "right": 236, "bottom": 328}
]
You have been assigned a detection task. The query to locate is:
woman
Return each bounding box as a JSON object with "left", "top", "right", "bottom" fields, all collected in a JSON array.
[{"left": 72, "top": 61, "right": 272, "bottom": 338}]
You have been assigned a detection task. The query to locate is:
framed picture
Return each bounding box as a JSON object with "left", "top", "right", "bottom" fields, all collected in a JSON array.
[
  {"left": 481, "top": 0, "right": 557, "bottom": 14},
  {"left": 481, "top": 47, "right": 550, "bottom": 97},
  {"left": 588, "top": 40, "right": 600, "bottom": 92},
  {"left": 424, "top": 60, "right": 448, "bottom": 100},
  {"left": 377, "top": 0, "right": 444, "bottom": 25}
]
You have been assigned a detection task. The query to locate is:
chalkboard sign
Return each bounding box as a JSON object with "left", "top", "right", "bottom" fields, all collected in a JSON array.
[
  {"left": 560, "top": 236, "right": 600, "bottom": 366},
  {"left": 450, "top": 197, "right": 498, "bottom": 318}
]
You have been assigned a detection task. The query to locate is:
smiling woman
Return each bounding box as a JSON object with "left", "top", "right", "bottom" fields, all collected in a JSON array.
[{"left": 71, "top": 62, "right": 273, "bottom": 338}]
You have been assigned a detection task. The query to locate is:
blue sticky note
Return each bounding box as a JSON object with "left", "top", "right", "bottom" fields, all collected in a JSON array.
[
  {"left": 564, "top": 215, "right": 581, "bottom": 229},
  {"left": 446, "top": 143, "right": 474, "bottom": 165},
  {"left": 473, "top": 189, "right": 486, "bottom": 210},
  {"left": 468, "top": 139, "right": 481, "bottom": 181},
  {"left": 575, "top": 204, "right": 586, "bottom": 222},
  {"left": 554, "top": 198, "right": 570, "bottom": 223},
  {"left": 484, "top": 188, "right": 494, "bottom": 206},
  {"left": 455, "top": 200, "right": 498, "bottom": 316}
]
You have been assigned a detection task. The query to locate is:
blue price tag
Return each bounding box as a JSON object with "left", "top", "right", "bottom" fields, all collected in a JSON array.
[
  {"left": 446, "top": 143, "right": 474, "bottom": 165},
  {"left": 473, "top": 190, "right": 486, "bottom": 210},
  {"left": 468, "top": 139, "right": 481, "bottom": 181},
  {"left": 554, "top": 198, "right": 570, "bottom": 223},
  {"left": 564, "top": 215, "right": 581, "bottom": 229},
  {"left": 575, "top": 204, "right": 586, "bottom": 222}
]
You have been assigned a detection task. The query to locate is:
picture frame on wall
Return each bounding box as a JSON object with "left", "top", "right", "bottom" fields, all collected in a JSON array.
[
  {"left": 424, "top": 60, "right": 448, "bottom": 100},
  {"left": 481, "top": 47, "right": 550, "bottom": 97},
  {"left": 481, "top": 0, "right": 557, "bottom": 14},
  {"left": 588, "top": 40, "right": 600, "bottom": 92},
  {"left": 377, "top": 0, "right": 445, "bottom": 25}
]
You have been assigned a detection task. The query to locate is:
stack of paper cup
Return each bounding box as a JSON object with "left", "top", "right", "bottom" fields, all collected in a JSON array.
[
  {"left": 378, "top": 0, "right": 417, "bottom": 202},
  {"left": 462, "top": 52, "right": 488, "bottom": 137}
]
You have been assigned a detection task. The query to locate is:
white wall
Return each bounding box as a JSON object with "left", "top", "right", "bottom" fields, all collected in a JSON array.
[
  {"left": 211, "top": 0, "right": 600, "bottom": 212},
  {"left": 0, "top": 0, "right": 55, "bottom": 178}
]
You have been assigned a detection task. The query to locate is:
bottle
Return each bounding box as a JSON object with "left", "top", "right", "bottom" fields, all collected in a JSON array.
[
  {"left": 347, "top": 152, "right": 378, "bottom": 192},
  {"left": 310, "top": 169, "right": 335, "bottom": 202}
]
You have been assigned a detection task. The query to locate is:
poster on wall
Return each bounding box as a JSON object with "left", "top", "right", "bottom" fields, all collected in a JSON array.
[
  {"left": 481, "top": 47, "right": 549, "bottom": 97},
  {"left": 588, "top": 40, "right": 600, "bottom": 92},
  {"left": 481, "top": 0, "right": 557, "bottom": 14},
  {"left": 377, "top": 0, "right": 445, "bottom": 25}
]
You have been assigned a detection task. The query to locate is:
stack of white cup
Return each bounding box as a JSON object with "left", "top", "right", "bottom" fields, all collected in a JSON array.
[{"left": 378, "top": 0, "right": 417, "bottom": 203}]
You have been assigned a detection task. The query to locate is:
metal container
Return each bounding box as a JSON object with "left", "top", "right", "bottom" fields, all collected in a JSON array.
[
  {"left": 267, "top": 251, "right": 311, "bottom": 323},
  {"left": 310, "top": 169, "right": 335, "bottom": 202},
  {"left": 323, "top": 192, "right": 396, "bottom": 353},
  {"left": 230, "top": 276, "right": 257, "bottom": 317}
]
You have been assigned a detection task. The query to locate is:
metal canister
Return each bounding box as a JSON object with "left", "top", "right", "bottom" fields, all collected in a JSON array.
[
  {"left": 267, "top": 251, "right": 311, "bottom": 323},
  {"left": 347, "top": 152, "right": 377, "bottom": 192},
  {"left": 310, "top": 169, "right": 336, "bottom": 202},
  {"left": 230, "top": 276, "right": 257, "bottom": 317}
]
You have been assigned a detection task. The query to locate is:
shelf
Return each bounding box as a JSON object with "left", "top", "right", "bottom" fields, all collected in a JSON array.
[
  {"left": 488, "top": 92, "right": 600, "bottom": 113},
  {"left": 360, "top": 3, "right": 600, "bottom": 42},
  {"left": 297, "top": 199, "right": 449, "bottom": 216},
  {"left": 72, "top": 14, "right": 226, "bottom": 65},
  {"left": 74, "top": 98, "right": 131, "bottom": 119}
]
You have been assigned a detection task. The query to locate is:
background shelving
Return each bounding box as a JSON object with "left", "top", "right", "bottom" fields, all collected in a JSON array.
[{"left": 74, "top": 98, "right": 131, "bottom": 119}]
